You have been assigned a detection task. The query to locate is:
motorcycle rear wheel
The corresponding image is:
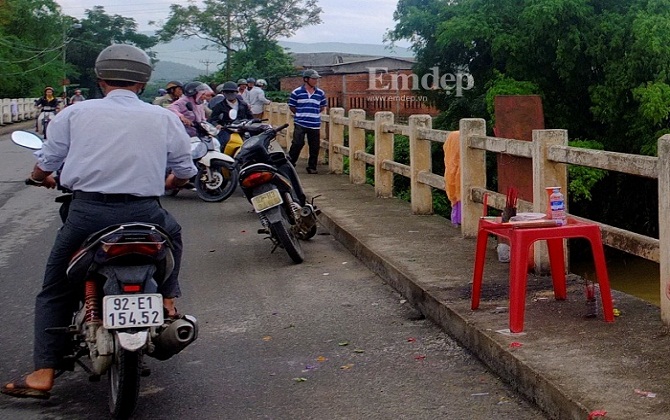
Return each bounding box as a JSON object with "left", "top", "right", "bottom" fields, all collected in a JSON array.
[
  {"left": 270, "top": 206, "right": 304, "bottom": 264},
  {"left": 108, "top": 348, "right": 141, "bottom": 419},
  {"left": 194, "top": 165, "right": 239, "bottom": 202}
]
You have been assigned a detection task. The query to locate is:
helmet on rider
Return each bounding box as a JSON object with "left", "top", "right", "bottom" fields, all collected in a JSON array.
[
  {"left": 44, "top": 86, "right": 54, "bottom": 95},
  {"left": 94, "top": 44, "right": 152, "bottom": 83},
  {"left": 246, "top": 77, "right": 256, "bottom": 84},
  {"left": 237, "top": 78, "right": 247, "bottom": 86},
  {"left": 183, "top": 81, "right": 214, "bottom": 104},
  {"left": 219, "top": 81, "right": 239, "bottom": 101},
  {"left": 256, "top": 79, "right": 267, "bottom": 88},
  {"left": 165, "top": 81, "right": 183, "bottom": 91}
]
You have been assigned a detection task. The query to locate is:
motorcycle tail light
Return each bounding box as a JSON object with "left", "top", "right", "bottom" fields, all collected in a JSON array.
[
  {"left": 241, "top": 171, "right": 274, "bottom": 189},
  {"left": 100, "top": 242, "right": 164, "bottom": 259},
  {"left": 122, "top": 284, "right": 142, "bottom": 293}
]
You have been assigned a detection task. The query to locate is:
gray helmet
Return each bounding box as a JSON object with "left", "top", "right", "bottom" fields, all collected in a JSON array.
[
  {"left": 302, "top": 69, "right": 321, "bottom": 79},
  {"left": 256, "top": 79, "right": 267, "bottom": 87},
  {"left": 219, "top": 81, "right": 238, "bottom": 93},
  {"left": 183, "top": 81, "right": 210, "bottom": 97},
  {"left": 237, "top": 78, "right": 247, "bottom": 86},
  {"left": 95, "top": 44, "right": 152, "bottom": 83},
  {"left": 246, "top": 77, "right": 256, "bottom": 84}
]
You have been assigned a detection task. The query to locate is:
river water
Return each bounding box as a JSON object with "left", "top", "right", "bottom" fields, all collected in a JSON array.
[{"left": 571, "top": 250, "right": 660, "bottom": 306}]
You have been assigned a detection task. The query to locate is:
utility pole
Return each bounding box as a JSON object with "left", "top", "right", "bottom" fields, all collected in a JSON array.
[
  {"left": 226, "top": 11, "right": 232, "bottom": 80},
  {"left": 200, "top": 59, "right": 214, "bottom": 76}
]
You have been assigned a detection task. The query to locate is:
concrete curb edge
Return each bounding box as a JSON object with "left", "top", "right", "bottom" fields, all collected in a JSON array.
[{"left": 315, "top": 205, "right": 590, "bottom": 420}]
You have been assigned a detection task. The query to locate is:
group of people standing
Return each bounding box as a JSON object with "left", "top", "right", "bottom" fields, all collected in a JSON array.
[
  {"left": 151, "top": 77, "right": 271, "bottom": 142},
  {"left": 151, "top": 70, "right": 328, "bottom": 175}
]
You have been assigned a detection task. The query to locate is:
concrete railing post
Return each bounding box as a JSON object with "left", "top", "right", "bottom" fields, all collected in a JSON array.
[
  {"left": 348, "top": 109, "right": 367, "bottom": 184},
  {"left": 409, "top": 114, "right": 433, "bottom": 214},
  {"left": 329, "top": 108, "right": 345, "bottom": 174},
  {"left": 459, "top": 118, "right": 487, "bottom": 237},
  {"left": 658, "top": 135, "right": 670, "bottom": 325},
  {"left": 267, "top": 102, "right": 278, "bottom": 127},
  {"left": 277, "top": 103, "right": 291, "bottom": 149},
  {"left": 320, "top": 111, "right": 328, "bottom": 164},
  {"left": 374, "top": 111, "right": 394, "bottom": 198},
  {"left": 531, "top": 129, "right": 569, "bottom": 272}
]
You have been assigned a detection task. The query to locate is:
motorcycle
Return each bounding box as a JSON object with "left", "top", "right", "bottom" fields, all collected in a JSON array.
[
  {"left": 235, "top": 123, "right": 319, "bottom": 264},
  {"left": 218, "top": 117, "right": 272, "bottom": 158},
  {"left": 36, "top": 108, "right": 56, "bottom": 139},
  {"left": 166, "top": 119, "right": 239, "bottom": 203},
  {"left": 11, "top": 130, "right": 198, "bottom": 419}
]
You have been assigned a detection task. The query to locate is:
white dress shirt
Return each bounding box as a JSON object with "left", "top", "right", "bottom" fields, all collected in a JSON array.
[{"left": 36, "top": 89, "right": 197, "bottom": 196}]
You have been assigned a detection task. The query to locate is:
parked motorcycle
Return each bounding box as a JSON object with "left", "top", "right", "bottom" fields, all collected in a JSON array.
[
  {"left": 166, "top": 119, "right": 239, "bottom": 202},
  {"left": 236, "top": 124, "right": 319, "bottom": 264},
  {"left": 11, "top": 130, "right": 198, "bottom": 419},
  {"left": 219, "top": 118, "right": 272, "bottom": 158}
]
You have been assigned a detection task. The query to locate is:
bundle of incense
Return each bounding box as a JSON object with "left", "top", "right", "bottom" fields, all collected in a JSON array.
[{"left": 501, "top": 187, "right": 518, "bottom": 222}]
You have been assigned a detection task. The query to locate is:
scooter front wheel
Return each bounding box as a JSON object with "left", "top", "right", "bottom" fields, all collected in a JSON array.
[{"left": 194, "top": 165, "right": 239, "bottom": 202}]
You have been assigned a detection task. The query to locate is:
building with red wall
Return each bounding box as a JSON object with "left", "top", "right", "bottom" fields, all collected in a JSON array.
[{"left": 280, "top": 55, "right": 439, "bottom": 119}]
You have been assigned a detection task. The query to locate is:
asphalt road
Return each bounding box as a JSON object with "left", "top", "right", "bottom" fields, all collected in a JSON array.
[{"left": 0, "top": 128, "right": 545, "bottom": 419}]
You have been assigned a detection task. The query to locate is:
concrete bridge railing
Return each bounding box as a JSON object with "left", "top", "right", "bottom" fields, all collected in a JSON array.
[
  {"left": 0, "top": 98, "right": 40, "bottom": 126},
  {"left": 264, "top": 103, "right": 670, "bottom": 324}
]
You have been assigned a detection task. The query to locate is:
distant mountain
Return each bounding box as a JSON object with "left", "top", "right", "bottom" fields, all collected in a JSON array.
[
  {"left": 147, "top": 33, "right": 413, "bottom": 71},
  {"left": 279, "top": 41, "right": 413, "bottom": 58},
  {"left": 150, "top": 60, "right": 206, "bottom": 83}
]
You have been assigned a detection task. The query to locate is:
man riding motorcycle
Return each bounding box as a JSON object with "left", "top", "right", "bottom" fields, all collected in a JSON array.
[
  {"left": 1, "top": 44, "right": 197, "bottom": 401},
  {"left": 153, "top": 80, "right": 183, "bottom": 107},
  {"left": 208, "top": 81, "right": 254, "bottom": 151},
  {"left": 208, "top": 81, "right": 253, "bottom": 127}
]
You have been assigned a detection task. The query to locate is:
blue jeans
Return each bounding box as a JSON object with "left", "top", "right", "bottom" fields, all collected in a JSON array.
[{"left": 34, "top": 197, "right": 184, "bottom": 369}]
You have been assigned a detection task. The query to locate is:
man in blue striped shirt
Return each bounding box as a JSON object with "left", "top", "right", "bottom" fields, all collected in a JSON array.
[{"left": 288, "top": 69, "right": 327, "bottom": 174}]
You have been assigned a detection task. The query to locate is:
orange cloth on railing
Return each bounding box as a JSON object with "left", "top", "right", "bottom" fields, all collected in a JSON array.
[{"left": 443, "top": 131, "right": 461, "bottom": 206}]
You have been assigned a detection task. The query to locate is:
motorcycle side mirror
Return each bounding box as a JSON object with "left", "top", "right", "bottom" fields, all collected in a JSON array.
[
  {"left": 11, "top": 130, "right": 43, "bottom": 150},
  {"left": 185, "top": 102, "right": 194, "bottom": 112},
  {"left": 228, "top": 109, "right": 238, "bottom": 120}
]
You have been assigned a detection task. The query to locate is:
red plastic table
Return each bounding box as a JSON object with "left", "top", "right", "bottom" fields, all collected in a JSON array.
[{"left": 471, "top": 216, "right": 614, "bottom": 333}]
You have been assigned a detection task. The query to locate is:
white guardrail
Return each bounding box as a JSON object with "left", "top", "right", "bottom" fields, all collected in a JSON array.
[{"left": 0, "top": 98, "right": 40, "bottom": 126}]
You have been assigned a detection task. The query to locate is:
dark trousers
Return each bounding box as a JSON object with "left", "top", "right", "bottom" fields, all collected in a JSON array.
[
  {"left": 288, "top": 124, "right": 321, "bottom": 170},
  {"left": 34, "top": 197, "right": 184, "bottom": 369}
]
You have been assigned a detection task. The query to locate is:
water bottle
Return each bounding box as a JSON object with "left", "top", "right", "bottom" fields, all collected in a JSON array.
[{"left": 549, "top": 187, "right": 567, "bottom": 226}]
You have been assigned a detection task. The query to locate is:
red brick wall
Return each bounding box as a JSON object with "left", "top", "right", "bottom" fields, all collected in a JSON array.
[{"left": 281, "top": 72, "right": 439, "bottom": 118}]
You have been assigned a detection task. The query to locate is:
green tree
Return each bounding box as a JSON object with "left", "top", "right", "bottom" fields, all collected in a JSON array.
[
  {"left": 0, "top": 0, "right": 64, "bottom": 97},
  {"left": 67, "top": 6, "right": 158, "bottom": 98},
  {"left": 155, "top": 0, "right": 321, "bottom": 80},
  {"left": 387, "top": 0, "right": 670, "bottom": 236}
]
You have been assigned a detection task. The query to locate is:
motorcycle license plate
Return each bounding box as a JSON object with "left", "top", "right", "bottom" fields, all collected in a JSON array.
[
  {"left": 251, "top": 189, "right": 283, "bottom": 212},
  {"left": 103, "top": 294, "right": 164, "bottom": 329}
]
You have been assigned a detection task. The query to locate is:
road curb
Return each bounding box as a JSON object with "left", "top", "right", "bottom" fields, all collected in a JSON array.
[{"left": 315, "top": 203, "right": 590, "bottom": 420}]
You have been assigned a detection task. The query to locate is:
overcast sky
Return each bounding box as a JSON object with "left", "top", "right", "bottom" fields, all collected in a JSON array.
[{"left": 55, "top": 0, "right": 409, "bottom": 47}]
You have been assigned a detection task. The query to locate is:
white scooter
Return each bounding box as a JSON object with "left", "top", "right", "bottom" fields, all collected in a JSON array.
[{"left": 166, "top": 119, "right": 239, "bottom": 203}]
